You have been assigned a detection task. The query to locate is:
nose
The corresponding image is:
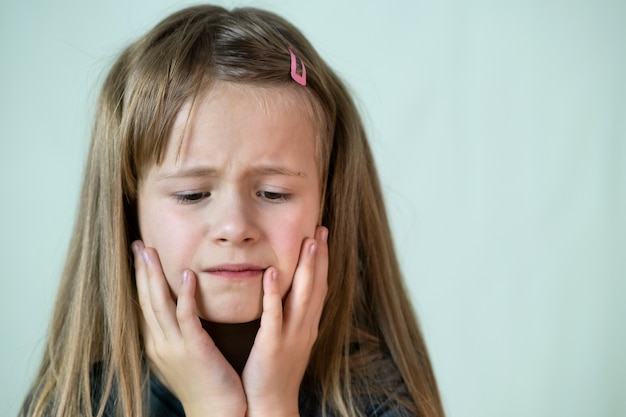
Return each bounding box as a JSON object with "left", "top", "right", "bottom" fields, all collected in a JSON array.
[{"left": 208, "top": 191, "right": 260, "bottom": 245}]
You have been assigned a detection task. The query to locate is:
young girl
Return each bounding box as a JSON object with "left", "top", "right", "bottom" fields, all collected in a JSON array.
[{"left": 20, "top": 5, "right": 444, "bottom": 417}]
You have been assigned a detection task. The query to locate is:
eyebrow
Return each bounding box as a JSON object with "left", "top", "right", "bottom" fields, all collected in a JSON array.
[
  {"left": 156, "top": 165, "right": 309, "bottom": 180},
  {"left": 250, "top": 165, "right": 308, "bottom": 178},
  {"left": 156, "top": 167, "right": 218, "bottom": 180}
]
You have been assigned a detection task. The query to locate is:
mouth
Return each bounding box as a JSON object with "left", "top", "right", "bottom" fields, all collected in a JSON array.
[{"left": 203, "top": 264, "right": 265, "bottom": 279}]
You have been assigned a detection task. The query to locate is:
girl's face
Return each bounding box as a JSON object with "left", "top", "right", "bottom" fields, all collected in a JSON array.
[{"left": 137, "top": 82, "right": 321, "bottom": 323}]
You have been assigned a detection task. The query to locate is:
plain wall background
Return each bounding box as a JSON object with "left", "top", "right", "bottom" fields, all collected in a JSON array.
[{"left": 1, "top": 0, "right": 625, "bottom": 416}]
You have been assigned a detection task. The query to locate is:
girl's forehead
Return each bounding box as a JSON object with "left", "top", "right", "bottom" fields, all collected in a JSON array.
[
  {"left": 155, "top": 81, "right": 320, "bottom": 170},
  {"left": 177, "top": 82, "right": 314, "bottom": 127}
]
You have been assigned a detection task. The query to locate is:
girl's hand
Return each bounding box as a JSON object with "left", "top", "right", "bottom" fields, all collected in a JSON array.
[
  {"left": 241, "top": 226, "right": 329, "bottom": 417},
  {"left": 133, "top": 241, "right": 247, "bottom": 417}
]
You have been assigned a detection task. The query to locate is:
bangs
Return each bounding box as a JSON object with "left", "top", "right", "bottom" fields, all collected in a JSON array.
[{"left": 119, "top": 6, "right": 332, "bottom": 200}]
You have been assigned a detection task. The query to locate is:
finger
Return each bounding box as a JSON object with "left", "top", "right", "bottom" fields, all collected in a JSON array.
[
  {"left": 283, "top": 236, "right": 318, "bottom": 326},
  {"left": 176, "top": 270, "right": 206, "bottom": 341},
  {"left": 142, "top": 247, "right": 181, "bottom": 340},
  {"left": 133, "top": 241, "right": 158, "bottom": 329},
  {"left": 133, "top": 240, "right": 150, "bottom": 309},
  {"left": 307, "top": 226, "right": 329, "bottom": 325},
  {"left": 258, "top": 267, "right": 283, "bottom": 340}
]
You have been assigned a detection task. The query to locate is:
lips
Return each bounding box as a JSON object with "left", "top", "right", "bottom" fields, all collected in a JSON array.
[{"left": 203, "top": 264, "right": 265, "bottom": 279}]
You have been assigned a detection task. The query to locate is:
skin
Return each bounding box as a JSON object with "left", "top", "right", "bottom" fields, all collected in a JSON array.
[{"left": 132, "top": 82, "right": 329, "bottom": 417}]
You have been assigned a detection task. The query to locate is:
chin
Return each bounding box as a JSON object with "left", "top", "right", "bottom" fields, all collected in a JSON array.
[
  {"left": 192, "top": 282, "right": 264, "bottom": 323},
  {"left": 197, "top": 303, "right": 262, "bottom": 324}
]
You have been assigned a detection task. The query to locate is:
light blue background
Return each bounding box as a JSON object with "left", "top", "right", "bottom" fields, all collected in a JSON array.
[{"left": 1, "top": 1, "right": 625, "bottom": 416}]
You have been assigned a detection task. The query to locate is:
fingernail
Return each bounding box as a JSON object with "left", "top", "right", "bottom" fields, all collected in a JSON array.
[
  {"left": 270, "top": 269, "right": 277, "bottom": 281},
  {"left": 310, "top": 242, "right": 317, "bottom": 255},
  {"left": 321, "top": 227, "right": 328, "bottom": 242},
  {"left": 182, "top": 270, "right": 190, "bottom": 283},
  {"left": 142, "top": 250, "right": 151, "bottom": 264}
]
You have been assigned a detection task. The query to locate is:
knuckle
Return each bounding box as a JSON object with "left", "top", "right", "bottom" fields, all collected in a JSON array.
[
  {"left": 320, "top": 278, "right": 329, "bottom": 293},
  {"left": 143, "top": 339, "right": 158, "bottom": 359},
  {"left": 265, "top": 304, "right": 282, "bottom": 321},
  {"left": 176, "top": 304, "right": 190, "bottom": 323},
  {"left": 309, "top": 326, "right": 319, "bottom": 342},
  {"left": 138, "top": 299, "right": 150, "bottom": 312}
]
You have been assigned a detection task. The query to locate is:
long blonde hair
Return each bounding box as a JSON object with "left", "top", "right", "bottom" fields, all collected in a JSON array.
[{"left": 21, "top": 5, "right": 444, "bottom": 417}]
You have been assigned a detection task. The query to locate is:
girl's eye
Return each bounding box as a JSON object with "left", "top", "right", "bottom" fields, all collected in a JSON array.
[
  {"left": 256, "top": 190, "right": 289, "bottom": 202},
  {"left": 174, "top": 192, "right": 210, "bottom": 204}
]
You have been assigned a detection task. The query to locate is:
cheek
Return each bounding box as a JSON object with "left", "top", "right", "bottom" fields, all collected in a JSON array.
[
  {"left": 139, "top": 208, "right": 200, "bottom": 293},
  {"left": 272, "top": 215, "right": 318, "bottom": 294}
]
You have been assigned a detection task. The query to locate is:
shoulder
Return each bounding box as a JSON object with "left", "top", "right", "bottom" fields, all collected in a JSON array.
[
  {"left": 354, "top": 353, "right": 418, "bottom": 417},
  {"left": 148, "top": 372, "right": 185, "bottom": 416},
  {"left": 89, "top": 362, "right": 117, "bottom": 417},
  {"left": 90, "top": 363, "right": 185, "bottom": 417},
  {"left": 299, "top": 354, "right": 417, "bottom": 417},
  {"left": 363, "top": 389, "right": 416, "bottom": 417}
]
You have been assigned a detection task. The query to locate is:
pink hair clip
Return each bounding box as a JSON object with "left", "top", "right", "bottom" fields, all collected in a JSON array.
[{"left": 289, "top": 48, "right": 306, "bottom": 86}]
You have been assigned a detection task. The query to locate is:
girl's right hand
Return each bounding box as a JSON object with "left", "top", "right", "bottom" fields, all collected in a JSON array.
[{"left": 132, "top": 241, "right": 246, "bottom": 417}]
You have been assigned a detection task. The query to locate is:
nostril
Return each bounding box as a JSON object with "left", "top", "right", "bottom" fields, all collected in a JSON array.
[{"left": 215, "top": 236, "right": 255, "bottom": 244}]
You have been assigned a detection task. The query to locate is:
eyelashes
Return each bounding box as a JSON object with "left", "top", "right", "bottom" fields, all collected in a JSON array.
[
  {"left": 173, "top": 192, "right": 211, "bottom": 204},
  {"left": 255, "top": 190, "right": 290, "bottom": 202},
  {"left": 173, "top": 190, "right": 291, "bottom": 204}
]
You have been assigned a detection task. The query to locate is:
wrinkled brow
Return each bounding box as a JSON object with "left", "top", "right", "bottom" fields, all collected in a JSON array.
[{"left": 156, "top": 165, "right": 309, "bottom": 180}]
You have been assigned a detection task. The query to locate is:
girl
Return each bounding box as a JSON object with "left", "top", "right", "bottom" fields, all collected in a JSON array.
[{"left": 20, "top": 5, "right": 444, "bottom": 417}]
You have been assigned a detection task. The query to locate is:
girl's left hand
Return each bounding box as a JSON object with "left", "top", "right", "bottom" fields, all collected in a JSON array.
[{"left": 241, "top": 226, "right": 329, "bottom": 417}]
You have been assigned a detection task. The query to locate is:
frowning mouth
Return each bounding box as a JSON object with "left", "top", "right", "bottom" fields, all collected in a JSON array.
[{"left": 203, "top": 264, "right": 265, "bottom": 279}]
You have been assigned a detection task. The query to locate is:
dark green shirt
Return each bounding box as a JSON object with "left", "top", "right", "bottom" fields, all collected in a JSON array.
[
  {"left": 145, "top": 371, "right": 414, "bottom": 417},
  {"left": 23, "top": 354, "right": 415, "bottom": 416},
  {"left": 67, "top": 361, "right": 415, "bottom": 417}
]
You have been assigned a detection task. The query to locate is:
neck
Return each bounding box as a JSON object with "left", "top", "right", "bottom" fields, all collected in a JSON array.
[{"left": 201, "top": 319, "right": 260, "bottom": 375}]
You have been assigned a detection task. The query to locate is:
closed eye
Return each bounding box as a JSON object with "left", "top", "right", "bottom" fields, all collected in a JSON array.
[
  {"left": 174, "top": 192, "right": 211, "bottom": 204},
  {"left": 256, "top": 190, "right": 290, "bottom": 202}
]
